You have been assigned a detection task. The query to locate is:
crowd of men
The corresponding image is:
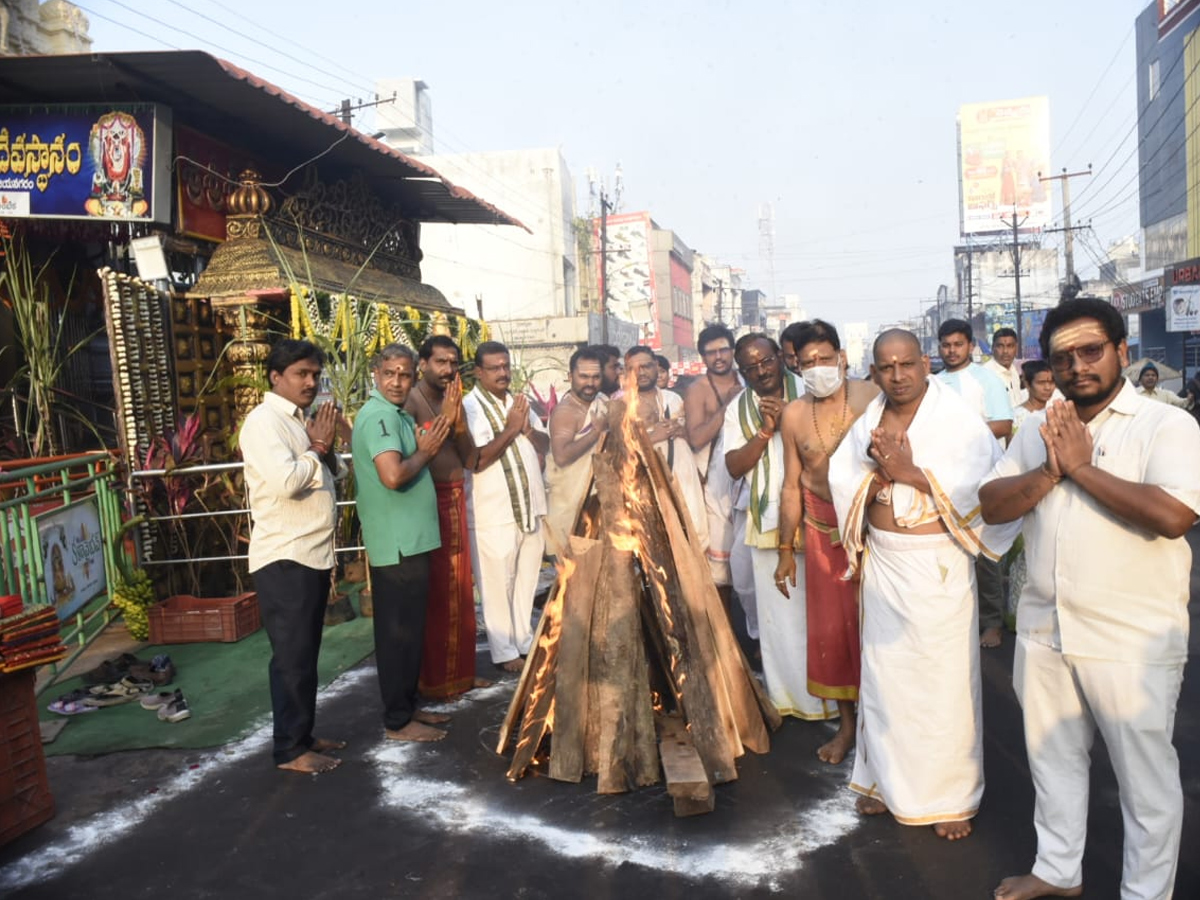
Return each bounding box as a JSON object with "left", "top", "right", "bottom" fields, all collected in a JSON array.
[{"left": 238, "top": 295, "right": 1197, "bottom": 899}]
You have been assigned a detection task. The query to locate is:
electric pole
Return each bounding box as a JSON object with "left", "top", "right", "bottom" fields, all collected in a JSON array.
[
  {"left": 1039, "top": 165, "right": 1092, "bottom": 285},
  {"left": 599, "top": 189, "right": 612, "bottom": 343},
  {"left": 1000, "top": 205, "right": 1028, "bottom": 350},
  {"left": 332, "top": 94, "right": 397, "bottom": 127}
]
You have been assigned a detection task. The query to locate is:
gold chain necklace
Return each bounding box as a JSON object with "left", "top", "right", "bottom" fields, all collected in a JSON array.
[{"left": 811, "top": 383, "right": 850, "bottom": 457}]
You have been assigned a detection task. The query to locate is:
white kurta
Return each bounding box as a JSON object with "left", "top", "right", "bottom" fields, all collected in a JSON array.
[{"left": 463, "top": 389, "right": 548, "bottom": 664}]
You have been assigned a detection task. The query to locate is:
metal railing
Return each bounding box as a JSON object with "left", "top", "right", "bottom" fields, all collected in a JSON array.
[{"left": 0, "top": 452, "right": 126, "bottom": 681}]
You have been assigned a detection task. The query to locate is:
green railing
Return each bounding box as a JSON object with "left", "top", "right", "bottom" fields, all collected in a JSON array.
[{"left": 0, "top": 451, "right": 128, "bottom": 683}]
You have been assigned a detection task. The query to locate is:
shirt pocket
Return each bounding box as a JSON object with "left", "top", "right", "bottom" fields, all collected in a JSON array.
[{"left": 1093, "top": 450, "right": 1143, "bottom": 482}]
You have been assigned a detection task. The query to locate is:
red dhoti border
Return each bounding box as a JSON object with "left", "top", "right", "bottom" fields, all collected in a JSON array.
[
  {"left": 803, "top": 488, "right": 860, "bottom": 702},
  {"left": 419, "top": 479, "right": 477, "bottom": 699}
]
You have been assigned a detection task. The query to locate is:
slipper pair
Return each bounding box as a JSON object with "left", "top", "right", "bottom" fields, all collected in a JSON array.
[
  {"left": 85, "top": 676, "right": 154, "bottom": 707},
  {"left": 48, "top": 689, "right": 99, "bottom": 716},
  {"left": 82, "top": 652, "right": 144, "bottom": 685}
]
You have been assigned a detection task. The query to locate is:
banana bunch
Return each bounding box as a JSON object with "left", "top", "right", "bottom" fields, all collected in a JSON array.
[{"left": 112, "top": 569, "right": 156, "bottom": 641}]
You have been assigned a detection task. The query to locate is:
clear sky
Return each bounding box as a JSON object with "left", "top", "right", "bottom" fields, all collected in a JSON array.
[{"left": 79, "top": 0, "right": 1148, "bottom": 331}]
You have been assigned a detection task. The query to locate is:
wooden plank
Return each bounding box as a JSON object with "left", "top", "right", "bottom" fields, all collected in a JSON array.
[
  {"left": 504, "top": 596, "right": 561, "bottom": 780},
  {"left": 547, "top": 536, "right": 603, "bottom": 783},
  {"left": 657, "top": 714, "right": 715, "bottom": 817},
  {"left": 495, "top": 574, "right": 559, "bottom": 755},
  {"left": 638, "top": 422, "right": 782, "bottom": 749}
]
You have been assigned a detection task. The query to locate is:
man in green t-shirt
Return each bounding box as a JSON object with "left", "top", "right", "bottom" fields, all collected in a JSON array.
[{"left": 352, "top": 344, "right": 451, "bottom": 742}]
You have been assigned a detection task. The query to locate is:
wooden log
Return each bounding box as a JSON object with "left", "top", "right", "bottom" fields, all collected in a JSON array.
[
  {"left": 504, "top": 594, "right": 561, "bottom": 780},
  {"left": 637, "top": 422, "right": 782, "bottom": 746},
  {"left": 656, "top": 713, "right": 715, "bottom": 817},
  {"left": 495, "top": 573, "right": 559, "bottom": 756},
  {"left": 547, "top": 536, "right": 603, "bottom": 783},
  {"left": 590, "top": 453, "right": 659, "bottom": 793}
]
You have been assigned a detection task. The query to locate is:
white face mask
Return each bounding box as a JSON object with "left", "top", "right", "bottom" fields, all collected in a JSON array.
[{"left": 801, "top": 365, "right": 843, "bottom": 398}]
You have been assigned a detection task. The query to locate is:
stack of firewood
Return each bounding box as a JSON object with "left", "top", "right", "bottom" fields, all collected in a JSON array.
[{"left": 498, "top": 408, "right": 780, "bottom": 816}]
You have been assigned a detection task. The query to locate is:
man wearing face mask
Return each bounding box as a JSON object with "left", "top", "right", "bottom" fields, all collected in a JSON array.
[
  {"left": 724, "top": 334, "right": 834, "bottom": 721},
  {"left": 774, "top": 320, "right": 879, "bottom": 765}
]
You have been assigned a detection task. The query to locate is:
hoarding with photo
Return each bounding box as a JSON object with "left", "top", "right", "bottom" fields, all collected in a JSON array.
[
  {"left": 0, "top": 103, "right": 171, "bottom": 223},
  {"left": 958, "top": 96, "right": 1051, "bottom": 236},
  {"left": 1167, "top": 284, "right": 1200, "bottom": 331},
  {"left": 36, "top": 497, "right": 107, "bottom": 620}
]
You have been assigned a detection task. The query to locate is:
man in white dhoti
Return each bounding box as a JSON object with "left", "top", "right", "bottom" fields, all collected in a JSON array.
[
  {"left": 544, "top": 347, "right": 609, "bottom": 554},
  {"left": 623, "top": 346, "right": 709, "bottom": 550},
  {"left": 684, "top": 325, "right": 743, "bottom": 608},
  {"left": 981, "top": 298, "right": 1200, "bottom": 900},
  {"left": 463, "top": 341, "right": 549, "bottom": 673},
  {"left": 829, "top": 329, "right": 1019, "bottom": 841},
  {"left": 724, "top": 334, "right": 831, "bottom": 720}
]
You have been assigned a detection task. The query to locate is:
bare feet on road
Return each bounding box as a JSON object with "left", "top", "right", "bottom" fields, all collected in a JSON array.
[
  {"left": 413, "top": 709, "right": 452, "bottom": 725},
  {"left": 855, "top": 796, "right": 888, "bottom": 816},
  {"left": 980, "top": 626, "right": 1003, "bottom": 648},
  {"left": 993, "top": 873, "right": 1082, "bottom": 899},
  {"left": 311, "top": 737, "right": 346, "bottom": 752},
  {"left": 817, "top": 726, "right": 855, "bottom": 765},
  {"left": 498, "top": 659, "right": 523, "bottom": 673},
  {"left": 386, "top": 720, "right": 447, "bottom": 742},
  {"left": 932, "top": 820, "right": 973, "bottom": 840},
  {"left": 277, "top": 750, "right": 341, "bottom": 774}
]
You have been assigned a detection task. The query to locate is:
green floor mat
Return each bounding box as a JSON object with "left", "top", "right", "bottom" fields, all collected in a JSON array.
[{"left": 40, "top": 591, "right": 375, "bottom": 756}]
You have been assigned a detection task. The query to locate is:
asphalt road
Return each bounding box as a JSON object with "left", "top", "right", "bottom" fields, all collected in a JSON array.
[{"left": 2, "top": 532, "right": 1198, "bottom": 899}]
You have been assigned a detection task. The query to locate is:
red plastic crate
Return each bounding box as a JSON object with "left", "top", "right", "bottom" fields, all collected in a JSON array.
[
  {"left": 0, "top": 669, "right": 54, "bottom": 846},
  {"left": 147, "top": 592, "right": 260, "bottom": 644}
]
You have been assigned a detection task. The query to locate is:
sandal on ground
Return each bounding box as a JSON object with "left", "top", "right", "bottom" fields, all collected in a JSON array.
[
  {"left": 84, "top": 678, "right": 154, "bottom": 707},
  {"left": 139, "top": 690, "right": 178, "bottom": 710},
  {"left": 48, "top": 694, "right": 99, "bottom": 715}
]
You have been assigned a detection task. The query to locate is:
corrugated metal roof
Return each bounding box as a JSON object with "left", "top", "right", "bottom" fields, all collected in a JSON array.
[{"left": 0, "top": 50, "right": 528, "bottom": 230}]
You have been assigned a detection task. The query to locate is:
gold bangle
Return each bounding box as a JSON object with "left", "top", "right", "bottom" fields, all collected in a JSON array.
[
  {"left": 1039, "top": 463, "right": 1062, "bottom": 484},
  {"left": 778, "top": 544, "right": 794, "bottom": 552}
]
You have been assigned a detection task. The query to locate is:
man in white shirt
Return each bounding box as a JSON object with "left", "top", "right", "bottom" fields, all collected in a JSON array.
[
  {"left": 936, "top": 319, "right": 1013, "bottom": 649},
  {"left": 463, "top": 341, "right": 549, "bottom": 673},
  {"left": 981, "top": 298, "right": 1200, "bottom": 900},
  {"left": 1135, "top": 361, "right": 1191, "bottom": 409},
  {"left": 240, "top": 339, "right": 348, "bottom": 775},
  {"left": 983, "top": 327, "right": 1027, "bottom": 409}
]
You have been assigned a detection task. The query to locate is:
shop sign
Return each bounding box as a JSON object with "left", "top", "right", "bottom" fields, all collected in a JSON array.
[
  {"left": 1110, "top": 276, "right": 1164, "bottom": 313},
  {"left": 36, "top": 497, "right": 107, "bottom": 620},
  {"left": 0, "top": 103, "right": 171, "bottom": 223}
]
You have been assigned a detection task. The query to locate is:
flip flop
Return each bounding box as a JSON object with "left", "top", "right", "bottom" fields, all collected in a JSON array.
[
  {"left": 48, "top": 698, "right": 99, "bottom": 715},
  {"left": 84, "top": 678, "right": 154, "bottom": 707}
]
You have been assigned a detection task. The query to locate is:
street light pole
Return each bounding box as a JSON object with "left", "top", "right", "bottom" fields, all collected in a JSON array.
[{"left": 599, "top": 189, "right": 611, "bottom": 344}]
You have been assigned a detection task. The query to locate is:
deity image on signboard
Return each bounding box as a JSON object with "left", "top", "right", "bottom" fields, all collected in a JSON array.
[
  {"left": 84, "top": 111, "right": 148, "bottom": 218},
  {"left": 45, "top": 528, "right": 76, "bottom": 611}
]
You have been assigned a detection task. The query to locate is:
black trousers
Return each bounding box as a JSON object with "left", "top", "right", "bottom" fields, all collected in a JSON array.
[
  {"left": 975, "top": 554, "right": 1004, "bottom": 631},
  {"left": 254, "top": 560, "right": 330, "bottom": 765},
  {"left": 370, "top": 553, "right": 431, "bottom": 731}
]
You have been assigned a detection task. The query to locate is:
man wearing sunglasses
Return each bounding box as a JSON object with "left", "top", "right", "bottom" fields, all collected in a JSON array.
[
  {"left": 723, "top": 334, "right": 832, "bottom": 722},
  {"left": 981, "top": 298, "right": 1200, "bottom": 900}
]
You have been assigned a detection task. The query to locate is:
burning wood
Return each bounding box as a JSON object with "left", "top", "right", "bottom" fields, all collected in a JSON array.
[{"left": 498, "top": 399, "right": 781, "bottom": 814}]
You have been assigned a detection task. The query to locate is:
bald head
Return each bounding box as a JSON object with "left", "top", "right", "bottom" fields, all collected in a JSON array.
[{"left": 873, "top": 329, "right": 922, "bottom": 363}]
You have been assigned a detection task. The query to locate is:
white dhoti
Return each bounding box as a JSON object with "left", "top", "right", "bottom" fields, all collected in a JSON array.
[
  {"left": 700, "top": 440, "right": 736, "bottom": 586},
  {"left": 470, "top": 519, "right": 545, "bottom": 664},
  {"left": 730, "top": 509, "right": 758, "bottom": 639},
  {"left": 851, "top": 529, "right": 983, "bottom": 825},
  {"left": 544, "top": 451, "right": 593, "bottom": 555},
  {"left": 751, "top": 544, "right": 835, "bottom": 721},
  {"left": 1014, "top": 636, "right": 1184, "bottom": 898}
]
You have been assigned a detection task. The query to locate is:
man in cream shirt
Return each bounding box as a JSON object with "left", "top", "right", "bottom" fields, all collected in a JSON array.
[
  {"left": 241, "top": 339, "right": 348, "bottom": 775},
  {"left": 982, "top": 298, "right": 1200, "bottom": 900}
]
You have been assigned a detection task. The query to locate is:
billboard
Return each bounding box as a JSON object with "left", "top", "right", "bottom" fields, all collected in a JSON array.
[
  {"left": 0, "top": 103, "right": 171, "bottom": 223},
  {"left": 958, "top": 97, "right": 1051, "bottom": 236},
  {"left": 596, "top": 211, "right": 661, "bottom": 349},
  {"left": 177, "top": 126, "right": 267, "bottom": 242}
]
